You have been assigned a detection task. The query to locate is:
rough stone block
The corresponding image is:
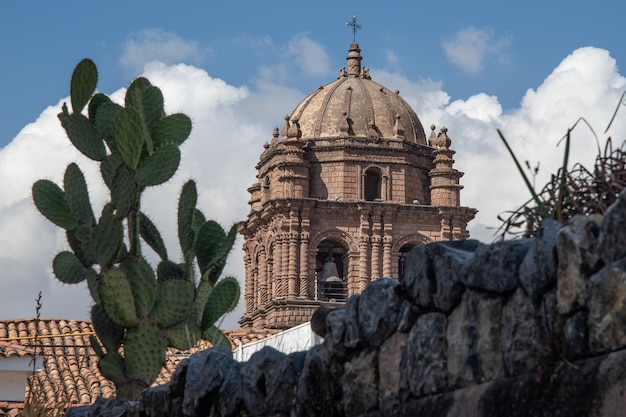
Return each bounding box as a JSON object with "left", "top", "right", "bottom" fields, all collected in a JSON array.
[
  {"left": 599, "top": 188, "right": 626, "bottom": 263},
  {"left": 378, "top": 332, "right": 409, "bottom": 411},
  {"left": 519, "top": 218, "right": 560, "bottom": 298},
  {"left": 402, "top": 240, "right": 480, "bottom": 310},
  {"left": 557, "top": 214, "right": 603, "bottom": 314},
  {"left": 408, "top": 313, "right": 448, "bottom": 397},
  {"left": 501, "top": 288, "right": 541, "bottom": 376},
  {"left": 342, "top": 348, "right": 379, "bottom": 416},
  {"left": 463, "top": 239, "right": 532, "bottom": 293},
  {"left": 358, "top": 279, "right": 402, "bottom": 347},
  {"left": 182, "top": 346, "right": 234, "bottom": 416},
  {"left": 587, "top": 260, "right": 626, "bottom": 353},
  {"left": 447, "top": 290, "right": 504, "bottom": 388}
]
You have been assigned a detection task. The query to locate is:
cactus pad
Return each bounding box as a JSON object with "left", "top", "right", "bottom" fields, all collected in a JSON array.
[
  {"left": 201, "top": 276, "right": 240, "bottom": 329},
  {"left": 111, "top": 163, "right": 136, "bottom": 218},
  {"left": 124, "top": 322, "right": 166, "bottom": 384},
  {"left": 99, "top": 267, "right": 138, "bottom": 328},
  {"left": 141, "top": 86, "right": 164, "bottom": 129},
  {"left": 153, "top": 279, "right": 195, "bottom": 327},
  {"left": 134, "top": 144, "right": 180, "bottom": 187},
  {"left": 52, "top": 251, "right": 88, "bottom": 284},
  {"left": 64, "top": 113, "right": 107, "bottom": 161},
  {"left": 139, "top": 212, "right": 168, "bottom": 260},
  {"left": 95, "top": 101, "right": 123, "bottom": 152},
  {"left": 91, "top": 304, "right": 123, "bottom": 352},
  {"left": 203, "top": 325, "right": 232, "bottom": 348},
  {"left": 99, "top": 350, "right": 125, "bottom": 384},
  {"left": 164, "top": 315, "right": 202, "bottom": 350},
  {"left": 32, "top": 179, "right": 78, "bottom": 230},
  {"left": 124, "top": 77, "right": 152, "bottom": 110},
  {"left": 93, "top": 205, "right": 123, "bottom": 268},
  {"left": 156, "top": 260, "right": 184, "bottom": 282},
  {"left": 151, "top": 113, "right": 192, "bottom": 148},
  {"left": 121, "top": 256, "right": 157, "bottom": 318},
  {"left": 70, "top": 58, "right": 98, "bottom": 114},
  {"left": 64, "top": 163, "right": 95, "bottom": 226},
  {"left": 113, "top": 108, "right": 145, "bottom": 170},
  {"left": 177, "top": 180, "right": 198, "bottom": 255}
]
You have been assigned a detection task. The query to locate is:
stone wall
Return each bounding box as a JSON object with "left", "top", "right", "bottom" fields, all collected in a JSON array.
[{"left": 67, "top": 190, "right": 626, "bottom": 417}]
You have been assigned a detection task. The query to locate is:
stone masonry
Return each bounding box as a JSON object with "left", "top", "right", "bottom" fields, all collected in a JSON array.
[
  {"left": 238, "top": 42, "right": 476, "bottom": 329},
  {"left": 69, "top": 188, "right": 626, "bottom": 417}
]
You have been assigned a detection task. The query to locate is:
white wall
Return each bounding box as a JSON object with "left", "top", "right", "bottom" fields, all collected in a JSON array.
[
  {"left": 233, "top": 322, "right": 323, "bottom": 362},
  {"left": 0, "top": 356, "right": 37, "bottom": 401}
]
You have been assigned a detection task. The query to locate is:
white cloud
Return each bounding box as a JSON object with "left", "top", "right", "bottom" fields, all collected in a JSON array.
[
  {"left": 287, "top": 35, "right": 331, "bottom": 76},
  {"left": 120, "top": 29, "right": 204, "bottom": 73},
  {"left": 385, "top": 49, "right": 400, "bottom": 68},
  {"left": 1, "top": 46, "right": 624, "bottom": 330},
  {"left": 442, "top": 27, "right": 512, "bottom": 74}
]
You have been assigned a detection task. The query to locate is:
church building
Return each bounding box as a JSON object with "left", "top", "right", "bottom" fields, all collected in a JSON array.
[{"left": 238, "top": 41, "right": 477, "bottom": 329}]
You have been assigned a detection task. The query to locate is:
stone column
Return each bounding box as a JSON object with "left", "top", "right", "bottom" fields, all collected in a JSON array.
[
  {"left": 358, "top": 236, "right": 370, "bottom": 292},
  {"left": 288, "top": 232, "right": 298, "bottom": 297},
  {"left": 371, "top": 236, "right": 381, "bottom": 280},
  {"left": 382, "top": 175, "right": 389, "bottom": 200},
  {"left": 259, "top": 248, "right": 268, "bottom": 304},
  {"left": 273, "top": 238, "right": 282, "bottom": 298},
  {"left": 244, "top": 253, "right": 252, "bottom": 314},
  {"left": 299, "top": 232, "right": 309, "bottom": 297},
  {"left": 251, "top": 266, "right": 259, "bottom": 311},
  {"left": 382, "top": 237, "right": 392, "bottom": 277},
  {"left": 281, "top": 234, "right": 290, "bottom": 296}
]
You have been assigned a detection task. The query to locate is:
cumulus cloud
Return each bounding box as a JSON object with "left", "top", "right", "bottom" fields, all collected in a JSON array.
[
  {"left": 442, "top": 27, "right": 512, "bottom": 74},
  {"left": 287, "top": 35, "right": 331, "bottom": 76},
  {"left": 0, "top": 62, "right": 295, "bottom": 327},
  {"left": 1, "top": 45, "right": 624, "bottom": 328},
  {"left": 120, "top": 29, "right": 204, "bottom": 73},
  {"left": 385, "top": 49, "right": 400, "bottom": 68}
]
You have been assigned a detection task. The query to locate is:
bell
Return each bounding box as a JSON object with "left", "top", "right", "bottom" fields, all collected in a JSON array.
[{"left": 319, "top": 256, "right": 343, "bottom": 283}]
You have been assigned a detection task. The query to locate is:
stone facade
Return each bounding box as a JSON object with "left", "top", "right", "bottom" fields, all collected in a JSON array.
[{"left": 238, "top": 42, "right": 477, "bottom": 329}]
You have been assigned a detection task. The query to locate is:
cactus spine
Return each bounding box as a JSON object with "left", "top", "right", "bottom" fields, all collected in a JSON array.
[{"left": 32, "top": 59, "right": 240, "bottom": 400}]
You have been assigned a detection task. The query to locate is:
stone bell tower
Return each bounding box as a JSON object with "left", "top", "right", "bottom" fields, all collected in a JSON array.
[{"left": 238, "top": 41, "right": 477, "bottom": 329}]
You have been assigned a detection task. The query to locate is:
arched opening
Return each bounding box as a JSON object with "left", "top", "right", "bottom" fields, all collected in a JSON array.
[
  {"left": 315, "top": 240, "right": 348, "bottom": 302},
  {"left": 262, "top": 176, "right": 270, "bottom": 202},
  {"left": 398, "top": 244, "right": 415, "bottom": 282},
  {"left": 364, "top": 167, "right": 382, "bottom": 201}
]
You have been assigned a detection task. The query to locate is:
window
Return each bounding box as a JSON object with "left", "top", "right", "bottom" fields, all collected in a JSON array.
[{"left": 364, "top": 168, "right": 382, "bottom": 201}]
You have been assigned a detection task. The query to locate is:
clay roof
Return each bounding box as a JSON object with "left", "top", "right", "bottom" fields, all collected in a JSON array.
[
  {"left": 0, "top": 341, "right": 38, "bottom": 358},
  {"left": 226, "top": 328, "right": 282, "bottom": 347},
  {"left": 0, "top": 318, "right": 277, "bottom": 415}
]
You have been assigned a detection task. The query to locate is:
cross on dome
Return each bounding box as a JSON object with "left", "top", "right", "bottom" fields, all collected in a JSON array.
[{"left": 346, "top": 16, "right": 363, "bottom": 42}]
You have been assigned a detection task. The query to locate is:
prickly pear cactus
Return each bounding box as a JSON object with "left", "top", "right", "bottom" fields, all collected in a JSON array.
[{"left": 32, "top": 59, "right": 240, "bottom": 400}]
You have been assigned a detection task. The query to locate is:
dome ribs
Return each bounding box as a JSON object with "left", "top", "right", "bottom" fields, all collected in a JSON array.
[
  {"left": 313, "top": 76, "right": 346, "bottom": 138},
  {"left": 291, "top": 86, "right": 323, "bottom": 137},
  {"left": 355, "top": 78, "right": 376, "bottom": 139}
]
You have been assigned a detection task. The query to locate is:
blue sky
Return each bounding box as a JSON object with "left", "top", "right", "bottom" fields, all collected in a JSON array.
[
  {"left": 2, "top": 0, "right": 623, "bottom": 145},
  {"left": 1, "top": 0, "right": 625, "bottom": 324}
]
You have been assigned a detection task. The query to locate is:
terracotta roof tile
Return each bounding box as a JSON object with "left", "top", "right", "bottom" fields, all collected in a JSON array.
[
  {"left": 0, "top": 318, "right": 278, "bottom": 414},
  {"left": 225, "top": 328, "right": 282, "bottom": 347},
  {"left": 0, "top": 341, "right": 38, "bottom": 358}
]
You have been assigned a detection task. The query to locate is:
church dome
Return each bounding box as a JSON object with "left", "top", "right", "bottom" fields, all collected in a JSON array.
[{"left": 287, "top": 42, "right": 427, "bottom": 145}]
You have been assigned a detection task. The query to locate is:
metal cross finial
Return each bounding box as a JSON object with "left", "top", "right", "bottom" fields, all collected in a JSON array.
[{"left": 346, "top": 16, "right": 363, "bottom": 42}]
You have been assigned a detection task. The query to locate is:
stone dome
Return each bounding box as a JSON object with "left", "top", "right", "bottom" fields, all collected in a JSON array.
[{"left": 287, "top": 42, "right": 427, "bottom": 145}]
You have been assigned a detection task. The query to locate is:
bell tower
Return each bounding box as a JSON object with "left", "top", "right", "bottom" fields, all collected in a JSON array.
[{"left": 239, "top": 41, "right": 477, "bottom": 329}]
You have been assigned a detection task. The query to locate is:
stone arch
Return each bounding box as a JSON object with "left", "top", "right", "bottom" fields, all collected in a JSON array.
[
  {"left": 362, "top": 164, "right": 389, "bottom": 201},
  {"left": 314, "top": 237, "right": 351, "bottom": 302},
  {"left": 391, "top": 233, "right": 431, "bottom": 255},
  {"left": 392, "top": 233, "right": 432, "bottom": 281},
  {"left": 309, "top": 228, "right": 359, "bottom": 253}
]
